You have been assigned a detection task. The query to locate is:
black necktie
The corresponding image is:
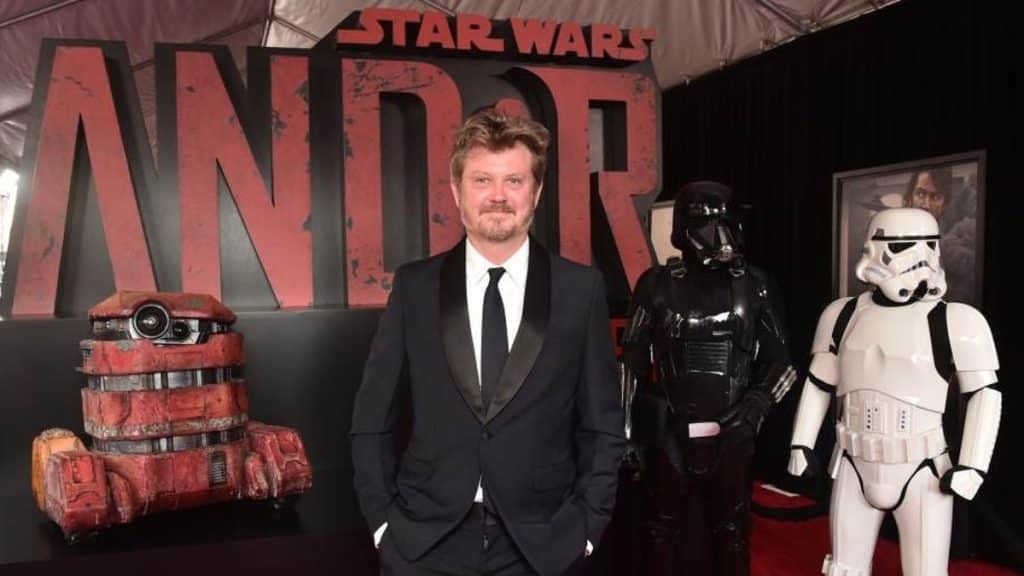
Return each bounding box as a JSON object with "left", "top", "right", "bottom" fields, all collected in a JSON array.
[{"left": 481, "top": 267, "right": 508, "bottom": 411}]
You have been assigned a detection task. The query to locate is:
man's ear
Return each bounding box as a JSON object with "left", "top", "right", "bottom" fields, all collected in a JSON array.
[
  {"left": 451, "top": 177, "right": 461, "bottom": 209},
  {"left": 533, "top": 183, "right": 543, "bottom": 208}
]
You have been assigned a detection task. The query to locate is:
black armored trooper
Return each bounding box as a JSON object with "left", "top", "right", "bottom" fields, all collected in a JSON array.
[{"left": 621, "top": 180, "right": 796, "bottom": 575}]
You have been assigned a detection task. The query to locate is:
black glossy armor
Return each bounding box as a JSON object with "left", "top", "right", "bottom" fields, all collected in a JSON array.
[{"left": 621, "top": 181, "right": 795, "bottom": 576}]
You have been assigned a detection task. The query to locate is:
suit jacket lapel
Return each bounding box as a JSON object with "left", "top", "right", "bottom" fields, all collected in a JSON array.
[
  {"left": 440, "top": 239, "right": 485, "bottom": 422},
  {"left": 484, "top": 237, "right": 551, "bottom": 424}
]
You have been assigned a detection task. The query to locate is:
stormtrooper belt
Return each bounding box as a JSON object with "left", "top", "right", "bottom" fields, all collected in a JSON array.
[{"left": 835, "top": 423, "right": 946, "bottom": 464}]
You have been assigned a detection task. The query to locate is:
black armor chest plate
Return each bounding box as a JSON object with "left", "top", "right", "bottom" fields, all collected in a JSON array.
[{"left": 651, "top": 265, "right": 758, "bottom": 421}]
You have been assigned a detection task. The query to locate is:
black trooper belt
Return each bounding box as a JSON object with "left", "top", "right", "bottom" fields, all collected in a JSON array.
[
  {"left": 87, "top": 366, "right": 243, "bottom": 391},
  {"left": 92, "top": 427, "right": 246, "bottom": 454}
]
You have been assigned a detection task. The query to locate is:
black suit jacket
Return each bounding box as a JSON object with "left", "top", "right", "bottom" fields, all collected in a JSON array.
[{"left": 350, "top": 237, "right": 625, "bottom": 576}]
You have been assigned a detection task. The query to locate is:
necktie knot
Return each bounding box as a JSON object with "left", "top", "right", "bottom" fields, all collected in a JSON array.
[{"left": 488, "top": 267, "right": 506, "bottom": 286}]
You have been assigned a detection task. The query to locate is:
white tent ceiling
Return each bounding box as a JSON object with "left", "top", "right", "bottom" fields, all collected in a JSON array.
[{"left": 0, "top": 0, "right": 900, "bottom": 168}]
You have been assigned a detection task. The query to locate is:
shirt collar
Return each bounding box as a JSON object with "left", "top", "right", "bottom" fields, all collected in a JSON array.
[{"left": 465, "top": 236, "right": 530, "bottom": 288}]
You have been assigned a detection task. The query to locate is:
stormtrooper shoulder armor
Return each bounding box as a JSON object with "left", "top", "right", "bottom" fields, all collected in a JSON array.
[
  {"left": 945, "top": 302, "right": 999, "bottom": 393},
  {"left": 811, "top": 296, "right": 859, "bottom": 355},
  {"left": 946, "top": 303, "right": 999, "bottom": 373},
  {"left": 807, "top": 295, "right": 865, "bottom": 386}
]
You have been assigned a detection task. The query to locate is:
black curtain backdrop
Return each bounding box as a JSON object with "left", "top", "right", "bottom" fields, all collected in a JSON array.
[{"left": 662, "top": 0, "right": 1021, "bottom": 569}]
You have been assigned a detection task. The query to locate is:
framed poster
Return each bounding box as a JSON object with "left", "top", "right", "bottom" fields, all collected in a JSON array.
[{"left": 833, "top": 151, "right": 985, "bottom": 306}]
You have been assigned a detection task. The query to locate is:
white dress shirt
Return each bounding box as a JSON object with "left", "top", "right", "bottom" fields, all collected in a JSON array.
[{"left": 465, "top": 237, "right": 529, "bottom": 389}]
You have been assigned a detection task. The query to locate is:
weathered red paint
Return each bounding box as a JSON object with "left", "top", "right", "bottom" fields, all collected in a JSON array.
[
  {"left": 336, "top": 12, "right": 650, "bottom": 63},
  {"left": 7, "top": 15, "right": 660, "bottom": 318},
  {"left": 509, "top": 19, "right": 559, "bottom": 56},
  {"left": 100, "top": 440, "right": 249, "bottom": 521},
  {"left": 31, "top": 429, "right": 86, "bottom": 511},
  {"left": 106, "top": 468, "right": 133, "bottom": 523},
  {"left": 12, "top": 46, "right": 156, "bottom": 316},
  {"left": 456, "top": 13, "right": 504, "bottom": 52},
  {"left": 620, "top": 28, "right": 656, "bottom": 61},
  {"left": 521, "top": 66, "right": 658, "bottom": 289},
  {"left": 337, "top": 8, "right": 422, "bottom": 47},
  {"left": 553, "top": 22, "right": 589, "bottom": 58},
  {"left": 82, "top": 381, "right": 249, "bottom": 439},
  {"left": 89, "top": 291, "right": 236, "bottom": 322},
  {"left": 270, "top": 55, "right": 314, "bottom": 306},
  {"left": 44, "top": 425, "right": 312, "bottom": 535},
  {"left": 342, "top": 58, "right": 463, "bottom": 307},
  {"left": 81, "top": 333, "right": 245, "bottom": 375},
  {"left": 243, "top": 452, "right": 270, "bottom": 499},
  {"left": 177, "top": 51, "right": 312, "bottom": 307},
  {"left": 44, "top": 451, "right": 112, "bottom": 535},
  {"left": 416, "top": 12, "right": 456, "bottom": 49},
  {"left": 247, "top": 422, "right": 314, "bottom": 497},
  {"left": 111, "top": 441, "right": 248, "bottom": 514},
  {"left": 38, "top": 291, "right": 313, "bottom": 538},
  {"left": 590, "top": 24, "right": 624, "bottom": 59}
]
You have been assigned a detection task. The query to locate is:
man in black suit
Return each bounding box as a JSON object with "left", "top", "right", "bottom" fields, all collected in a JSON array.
[{"left": 350, "top": 108, "right": 624, "bottom": 576}]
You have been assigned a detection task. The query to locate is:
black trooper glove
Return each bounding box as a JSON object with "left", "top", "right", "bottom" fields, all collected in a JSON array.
[
  {"left": 622, "top": 440, "right": 646, "bottom": 482},
  {"left": 718, "top": 388, "right": 773, "bottom": 437}
]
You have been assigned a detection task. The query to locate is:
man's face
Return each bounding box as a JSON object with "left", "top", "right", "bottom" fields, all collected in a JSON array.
[
  {"left": 452, "top": 142, "right": 541, "bottom": 246},
  {"left": 909, "top": 172, "right": 946, "bottom": 219}
]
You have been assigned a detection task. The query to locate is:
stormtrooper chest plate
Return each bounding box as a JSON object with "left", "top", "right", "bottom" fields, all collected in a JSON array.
[{"left": 836, "top": 300, "right": 948, "bottom": 412}]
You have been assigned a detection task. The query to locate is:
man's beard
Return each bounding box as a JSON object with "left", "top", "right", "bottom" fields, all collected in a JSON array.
[{"left": 477, "top": 205, "right": 529, "bottom": 243}]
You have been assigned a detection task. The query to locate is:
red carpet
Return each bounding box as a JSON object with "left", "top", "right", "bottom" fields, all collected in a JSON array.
[{"left": 750, "top": 484, "right": 1018, "bottom": 575}]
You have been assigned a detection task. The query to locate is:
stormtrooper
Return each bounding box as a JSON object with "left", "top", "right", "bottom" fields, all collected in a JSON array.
[
  {"left": 788, "top": 207, "right": 1001, "bottom": 576},
  {"left": 621, "top": 180, "right": 796, "bottom": 575}
]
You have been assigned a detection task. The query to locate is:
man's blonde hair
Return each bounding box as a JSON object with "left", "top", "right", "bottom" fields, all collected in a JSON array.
[{"left": 450, "top": 108, "right": 550, "bottom": 186}]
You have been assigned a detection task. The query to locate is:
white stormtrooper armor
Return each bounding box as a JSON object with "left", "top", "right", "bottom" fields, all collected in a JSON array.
[{"left": 787, "top": 208, "right": 1001, "bottom": 576}]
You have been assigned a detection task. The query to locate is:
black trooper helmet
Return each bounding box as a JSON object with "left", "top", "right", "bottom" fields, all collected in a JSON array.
[{"left": 670, "top": 180, "right": 743, "bottom": 268}]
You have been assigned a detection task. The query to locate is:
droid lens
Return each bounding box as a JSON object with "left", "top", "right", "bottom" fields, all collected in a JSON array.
[
  {"left": 171, "top": 321, "right": 191, "bottom": 340},
  {"left": 134, "top": 304, "right": 170, "bottom": 339}
]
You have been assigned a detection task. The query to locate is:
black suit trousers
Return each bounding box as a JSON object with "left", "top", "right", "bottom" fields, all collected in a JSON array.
[{"left": 378, "top": 505, "right": 586, "bottom": 576}]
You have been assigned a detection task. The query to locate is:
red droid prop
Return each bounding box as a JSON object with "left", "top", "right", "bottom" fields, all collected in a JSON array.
[{"left": 31, "top": 292, "right": 313, "bottom": 542}]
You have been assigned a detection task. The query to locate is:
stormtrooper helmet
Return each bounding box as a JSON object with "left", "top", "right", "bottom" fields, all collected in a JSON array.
[{"left": 855, "top": 208, "right": 946, "bottom": 303}]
